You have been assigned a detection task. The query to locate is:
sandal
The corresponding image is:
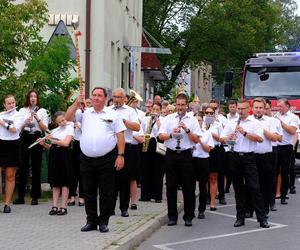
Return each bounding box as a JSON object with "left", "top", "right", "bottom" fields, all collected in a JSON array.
[
  {"left": 57, "top": 207, "right": 68, "bottom": 216},
  {"left": 78, "top": 201, "right": 85, "bottom": 206},
  {"left": 67, "top": 201, "right": 75, "bottom": 206},
  {"left": 130, "top": 204, "right": 137, "bottom": 210},
  {"left": 49, "top": 206, "right": 58, "bottom": 215}
]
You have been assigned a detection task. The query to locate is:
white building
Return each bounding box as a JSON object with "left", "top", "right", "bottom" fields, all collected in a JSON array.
[{"left": 16, "top": 0, "right": 143, "bottom": 98}]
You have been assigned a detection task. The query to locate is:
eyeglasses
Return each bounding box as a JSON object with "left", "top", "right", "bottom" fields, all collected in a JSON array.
[{"left": 205, "top": 111, "right": 214, "bottom": 115}]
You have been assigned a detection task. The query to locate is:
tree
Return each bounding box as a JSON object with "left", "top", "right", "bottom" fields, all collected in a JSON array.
[
  {"left": 0, "top": 0, "right": 48, "bottom": 78},
  {"left": 143, "top": 0, "right": 297, "bottom": 98}
]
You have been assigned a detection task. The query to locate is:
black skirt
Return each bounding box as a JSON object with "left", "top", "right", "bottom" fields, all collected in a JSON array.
[
  {"left": 0, "top": 139, "right": 20, "bottom": 167},
  {"left": 209, "top": 145, "right": 225, "bottom": 173},
  {"left": 48, "top": 145, "right": 73, "bottom": 188},
  {"left": 127, "top": 144, "right": 140, "bottom": 180}
]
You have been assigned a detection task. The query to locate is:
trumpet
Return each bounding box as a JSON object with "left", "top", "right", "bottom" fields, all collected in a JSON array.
[
  {"left": 0, "top": 107, "right": 17, "bottom": 116},
  {"left": 127, "top": 90, "right": 143, "bottom": 106}
]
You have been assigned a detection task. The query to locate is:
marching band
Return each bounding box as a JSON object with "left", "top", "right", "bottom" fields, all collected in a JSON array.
[{"left": 0, "top": 88, "right": 299, "bottom": 233}]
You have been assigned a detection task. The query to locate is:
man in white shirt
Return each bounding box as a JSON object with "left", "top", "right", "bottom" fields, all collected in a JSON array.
[
  {"left": 220, "top": 99, "right": 269, "bottom": 228},
  {"left": 252, "top": 98, "right": 278, "bottom": 216},
  {"left": 276, "top": 98, "right": 299, "bottom": 205},
  {"left": 108, "top": 88, "right": 140, "bottom": 217},
  {"left": 159, "top": 93, "right": 201, "bottom": 227},
  {"left": 65, "top": 87, "right": 126, "bottom": 233}
]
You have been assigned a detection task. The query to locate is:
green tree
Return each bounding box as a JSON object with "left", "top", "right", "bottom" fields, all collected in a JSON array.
[
  {"left": 0, "top": 0, "right": 48, "bottom": 78},
  {"left": 143, "top": 0, "right": 297, "bottom": 98}
]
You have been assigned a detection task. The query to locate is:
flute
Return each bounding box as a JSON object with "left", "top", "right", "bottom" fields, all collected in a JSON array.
[
  {"left": 28, "top": 126, "right": 61, "bottom": 149},
  {"left": 0, "top": 107, "right": 17, "bottom": 116}
]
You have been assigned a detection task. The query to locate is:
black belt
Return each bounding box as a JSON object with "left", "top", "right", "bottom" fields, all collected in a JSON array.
[
  {"left": 255, "top": 152, "right": 272, "bottom": 155},
  {"left": 234, "top": 152, "right": 254, "bottom": 156},
  {"left": 167, "top": 148, "right": 192, "bottom": 154}
]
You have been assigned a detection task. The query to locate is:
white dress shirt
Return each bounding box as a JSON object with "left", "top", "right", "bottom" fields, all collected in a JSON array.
[
  {"left": 136, "top": 108, "right": 147, "bottom": 133},
  {"left": 203, "top": 118, "right": 223, "bottom": 146},
  {"left": 267, "top": 116, "right": 283, "bottom": 147},
  {"left": 77, "top": 107, "right": 126, "bottom": 157},
  {"left": 217, "top": 114, "right": 228, "bottom": 127},
  {"left": 151, "top": 116, "right": 165, "bottom": 138},
  {"left": 132, "top": 126, "right": 145, "bottom": 145},
  {"left": 52, "top": 123, "right": 75, "bottom": 141},
  {"left": 19, "top": 107, "right": 48, "bottom": 132},
  {"left": 108, "top": 104, "right": 139, "bottom": 143},
  {"left": 277, "top": 111, "right": 299, "bottom": 146},
  {"left": 0, "top": 110, "right": 24, "bottom": 140},
  {"left": 192, "top": 129, "right": 214, "bottom": 158},
  {"left": 158, "top": 112, "right": 201, "bottom": 151},
  {"left": 252, "top": 115, "right": 276, "bottom": 153},
  {"left": 221, "top": 115, "right": 263, "bottom": 153},
  {"left": 227, "top": 113, "right": 239, "bottom": 123}
]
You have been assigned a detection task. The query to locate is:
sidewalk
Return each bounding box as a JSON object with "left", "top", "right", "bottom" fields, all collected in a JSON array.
[{"left": 0, "top": 191, "right": 184, "bottom": 250}]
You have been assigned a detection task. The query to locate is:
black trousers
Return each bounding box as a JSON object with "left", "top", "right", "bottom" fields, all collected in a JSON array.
[
  {"left": 277, "top": 145, "right": 293, "bottom": 198},
  {"left": 112, "top": 144, "right": 131, "bottom": 212},
  {"left": 18, "top": 131, "right": 43, "bottom": 199},
  {"left": 165, "top": 149, "right": 194, "bottom": 221},
  {"left": 192, "top": 157, "right": 209, "bottom": 213},
  {"left": 289, "top": 143, "right": 297, "bottom": 189},
  {"left": 270, "top": 146, "right": 278, "bottom": 206},
  {"left": 216, "top": 146, "right": 226, "bottom": 199},
  {"left": 80, "top": 149, "right": 116, "bottom": 226},
  {"left": 230, "top": 152, "right": 266, "bottom": 222},
  {"left": 255, "top": 153, "right": 272, "bottom": 214},
  {"left": 69, "top": 140, "right": 84, "bottom": 198},
  {"left": 225, "top": 151, "right": 233, "bottom": 191},
  {"left": 140, "top": 138, "right": 165, "bottom": 201}
]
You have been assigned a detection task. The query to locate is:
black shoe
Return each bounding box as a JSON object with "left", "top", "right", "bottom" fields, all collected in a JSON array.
[
  {"left": 245, "top": 212, "right": 253, "bottom": 218},
  {"left": 31, "top": 199, "right": 38, "bottom": 205},
  {"left": 49, "top": 206, "right": 58, "bottom": 215},
  {"left": 219, "top": 197, "right": 227, "bottom": 205},
  {"left": 99, "top": 224, "right": 109, "bottom": 233},
  {"left": 130, "top": 204, "right": 137, "bottom": 210},
  {"left": 234, "top": 219, "right": 245, "bottom": 227},
  {"left": 13, "top": 198, "right": 25, "bottom": 205},
  {"left": 121, "top": 210, "right": 129, "bottom": 217},
  {"left": 3, "top": 205, "right": 11, "bottom": 213},
  {"left": 290, "top": 187, "right": 296, "bottom": 194},
  {"left": 281, "top": 198, "right": 288, "bottom": 205},
  {"left": 210, "top": 207, "right": 217, "bottom": 211},
  {"left": 270, "top": 204, "right": 277, "bottom": 211},
  {"left": 198, "top": 212, "right": 205, "bottom": 219},
  {"left": 185, "top": 220, "right": 192, "bottom": 227},
  {"left": 57, "top": 208, "right": 68, "bottom": 216},
  {"left": 81, "top": 223, "right": 97, "bottom": 232},
  {"left": 260, "top": 220, "right": 270, "bottom": 228},
  {"left": 67, "top": 201, "right": 75, "bottom": 206},
  {"left": 78, "top": 201, "right": 85, "bottom": 206},
  {"left": 167, "top": 220, "right": 177, "bottom": 226}
]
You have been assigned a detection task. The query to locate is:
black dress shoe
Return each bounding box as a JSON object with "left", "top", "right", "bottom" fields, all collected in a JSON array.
[
  {"left": 281, "top": 198, "right": 288, "bottom": 205},
  {"left": 234, "top": 219, "right": 245, "bottom": 227},
  {"left": 57, "top": 208, "right": 68, "bottom": 216},
  {"left": 245, "top": 212, "right": 253, "bottom": 218},
  {"left": 121, "top": 210, "right": 129, "bottom": 217},
  {"left": 67, "top": 201, "right": 75, "bottom": 206},
  {"left": 219, "top": 197, "right": 227, "bottom": 205},
  {"left": 210, "top": 207, "right": 217, "bottom": 211},
  {"left": 31, "top": 199, "right": 38, "bottom": 205},
  {"left": 198, "top": 212, "right": 205, "bottom": 219},
  {"left": 167, "top": 220, "right": 177, "bottom": 226},
  {"left": 3, "top": 205, "right": 11, "bottom": 213},
  {"left": 185, "top": 220, "right": 192, "bottom": 227},
  {"left": 13, "top": 198, "right": 25, "bottom": 205},
  {"left": 290, "top": 187, "right": 296, "bottom": 194},
  {"left": 49, "top": 206, "right": 58, "bottom": 215},
  {"left": 260, "top": 220, "right": 270, "bottom": 228},
  {"left": 81, "top": 223, "right": 97, "bottom": 232},
  {"left": 99, "top": 224, "right": 109, "bottom": 233},
  {"left": 130, "top": 204, "right": 137, "bottom": 210},
  {"left": 270, "top": 204, "right": 277, "bottom": 211}
]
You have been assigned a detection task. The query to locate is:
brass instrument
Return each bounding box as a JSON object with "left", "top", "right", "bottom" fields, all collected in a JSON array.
[
  {"left": 142, "top": 115, "right": 153, "bottom": 152},
  {"left": 127, "top": 90, "right": 143, "bottom": 106}
]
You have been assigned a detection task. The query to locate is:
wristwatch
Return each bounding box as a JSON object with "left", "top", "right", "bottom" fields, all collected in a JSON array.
[
  {"left": 118, "top": 153, "right": 125, "bottom": 157},
  {"left": 243, "top": 131, "right": 247, "bottom": 137},
  {"left": 185, "top": 128, "right": 191, "bottom": 134}
]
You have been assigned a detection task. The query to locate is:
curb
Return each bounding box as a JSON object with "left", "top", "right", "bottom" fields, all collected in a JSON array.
[{"left": 106, "top": 202, "right": 184, "bottom": 250}]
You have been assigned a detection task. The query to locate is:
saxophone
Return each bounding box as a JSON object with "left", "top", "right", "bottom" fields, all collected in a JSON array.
[{"left": 142, "top": 115, "right": 154, "bottom": 152}]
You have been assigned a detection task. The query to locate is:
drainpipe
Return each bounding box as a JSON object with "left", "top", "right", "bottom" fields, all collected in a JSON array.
[{"left": 85, "top": 0, "right": 91, "bottom": 97}]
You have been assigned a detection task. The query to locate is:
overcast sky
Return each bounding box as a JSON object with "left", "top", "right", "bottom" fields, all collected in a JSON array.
[{"left": 296, "top": 0, "right": 300, "bottom": 15}]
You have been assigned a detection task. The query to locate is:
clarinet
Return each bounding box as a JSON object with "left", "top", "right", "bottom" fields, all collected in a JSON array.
[
  {"left": 175, "top": 115, "right": 183, "bottom": 152},
  {"left": 230, "top": 117, "right": 242, "bottom": 152}
]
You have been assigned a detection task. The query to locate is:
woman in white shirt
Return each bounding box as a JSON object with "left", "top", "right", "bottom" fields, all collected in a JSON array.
[
  {"left": 0, "top": 95, "right": 24, "bottom": 213},
  {"left": 41, "top": 111, "right": 74, "bottom": 216},
  {"left": 192, "top": 112, "right": 214, "bottom": 219}
]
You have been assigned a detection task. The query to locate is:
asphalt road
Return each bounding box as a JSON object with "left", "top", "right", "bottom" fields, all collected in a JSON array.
[{"left": 138, "top": 178, "right": 300, "bottom": 250}]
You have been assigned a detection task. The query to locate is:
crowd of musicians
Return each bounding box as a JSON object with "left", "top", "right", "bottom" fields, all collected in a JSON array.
[{"left": 0, "top": 87, "right": 299, "bottom": 232}]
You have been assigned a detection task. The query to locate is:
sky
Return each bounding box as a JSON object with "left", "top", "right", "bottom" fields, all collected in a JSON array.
[{"left": 296, "top": 0, "right": 300, "bottom": 15}]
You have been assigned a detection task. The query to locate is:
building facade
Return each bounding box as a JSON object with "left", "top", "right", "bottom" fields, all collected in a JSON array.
[{"left": 16, "top": 0, "right": 143, "bottom": 97}]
